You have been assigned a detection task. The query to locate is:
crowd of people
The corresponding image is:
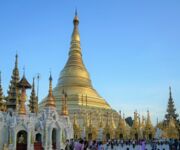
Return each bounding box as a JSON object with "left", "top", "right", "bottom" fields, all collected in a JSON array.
[{"left": 64, "top": 138, "right": 180, "bottom": 150}]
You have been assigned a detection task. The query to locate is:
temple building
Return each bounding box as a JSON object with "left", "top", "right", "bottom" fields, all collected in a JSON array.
[
  {"left": 0, "top": 56, "right": 73, "bottom": 150},
  {"left": 1, "top": 11, "right": 180, "bottom": 150},
  {"left": 39, "top": 11, "right": 120, "bottom": 140}
]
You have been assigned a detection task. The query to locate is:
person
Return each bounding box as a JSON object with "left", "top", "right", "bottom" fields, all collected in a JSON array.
[
  {"left": 69, "top": 139, "right": 74, "bottom": 150},
  {"left": 83, "top": 140, "right": 89, "bottom": 150},
  {"left": 132, "top": 140, "right": 135, "bottom": 149},
  {"left": 65, "top": 139, "right": 71, "bottom": 150},
  {"left": 74, "top": 139, "right": 84, "bottom": 150},
  {"left": 174, "top": 139, "right": 178, "bottom": 150},
  {"left": 105, "top": 141, "right": 109, "bottom": 150},
  {"left": 90, "top": 140, "right": 97, "bottom": 150},
  {"left": 98, "top": 141, "right": 104, "bottom": 150},
  {"left": 141, "top": 139, "right": 145, "bottom": 150}
]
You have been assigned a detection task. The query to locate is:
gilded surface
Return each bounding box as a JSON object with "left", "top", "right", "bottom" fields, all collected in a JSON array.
[{"left": 41, "top": 12, "right": 111, "bottom": 110}]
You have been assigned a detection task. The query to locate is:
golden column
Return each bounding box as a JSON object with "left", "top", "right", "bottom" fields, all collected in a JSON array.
[
  {"left": 17, "top": 74, "right": 31, "bottom": 115},
  {"left": 73, "top": 113, "right": 81, "bottom": 139},
  {"left": 61, "top": 90, "right": 68, "bottom": 115}
]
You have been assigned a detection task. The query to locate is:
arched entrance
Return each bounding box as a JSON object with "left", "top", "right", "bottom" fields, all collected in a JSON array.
[
  {"left": 88, "top": 133, "right": 92, "bottom": 140},
  {"left": 52, "top": 128, "right": 57, "bottom": 150},
  {"left": 16, "top": 130, "right": 27, "bottom": 150},
  {"left": 34, "top": 133, "right": 43, "bottom": 150},
  {"left": 36, "top": 133, "right": 42, "bottom": 142},
  {"left": 119, "top": 134, "right": 123, "bottom": 139},
  {"left": 135, "top": 133, "right": 138, "bottom": 140},
  {"left": 149, "top": 134, "right": 152, "bottom": 140},
  {"left": 106, "top": 133, "right": 110, "bottom": 141}
]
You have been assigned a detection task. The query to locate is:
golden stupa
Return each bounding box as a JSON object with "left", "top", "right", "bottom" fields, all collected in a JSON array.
[{"left": 40, "top": 11, "right": 118, "bottom": 131}]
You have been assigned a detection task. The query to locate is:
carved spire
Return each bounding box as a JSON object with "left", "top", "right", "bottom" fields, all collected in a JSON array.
[
  {"left": 45, "top": 73, "right": 56, "bottom": 108},
  {"left": 7, "top": 54, "right": 20, "bottom": 110},
  {"left": 165, "top": 86, "right": 179, "bottom": 123},
  {"left": 29, "top": 78, "right": 38, "bottom": 113},
  {"left": 17, "top": 74, "right": 31, "bottom": 115},
  {"left": 133, "top": 111, "right": 139, "bottom": 129},
  {"left": 61, "top": 89, "right": 68, "bottom": 115}
]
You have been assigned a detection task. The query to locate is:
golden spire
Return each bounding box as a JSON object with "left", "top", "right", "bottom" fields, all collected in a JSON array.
[
  {"left": 45, "top": 74, "right": 56, "bottom": 108},
  {"left": 123, "top": 113, "right": 127, "bottom": 126},
  {"left": 117, "top": 113, "right": 123, "bottom": 128},
  {"left": 61, "top": 90, "right": 69, "bottom": 115},
  {"left": 143, "top": 110, "right": 155, "bottom": 140},
  {"left": 71, "top": 9, "right": 80, "bottom": 43},
  {"left": 145, "top": 110, "right": 152, "bottom": 128},
  {"left": 29, "top": 78, "right": 38, "bottom": 113},
  {"left": 45, "top": 10, "right": 111, "bottom": 114},
  {"left": 133, "top": 111, "right": 139, "bottom": 129},
  {"left": 17, "top": 74, "right": 31, "bottom": 115},
  {"left": 141, "top": 115, "right": 145, "bottom": 128}
]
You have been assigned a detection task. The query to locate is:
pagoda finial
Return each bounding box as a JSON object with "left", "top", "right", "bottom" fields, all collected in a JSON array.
[
  {"left": 49, "top": 71, "right": 52, "bottom": 90},
  {"left": 75, "top": 8, "right": 78, "bottom": 16},
  {"left": 169, "top": 86, "right": 172, "bottom": 99},
  {"left": 73, "top": 9, "right": 79, "bottom": 26},
  {"left": 68, "top": 10, "right": 81, "bottom": 56},
  {"left": 45, "top": 73, "right": 56, "bottom": 108},
  {"left": 23, "top": 66, "right": 25, "bottom": 77},
  {"left": 15, "top": 53, "right": 18, "bottom": 69}
]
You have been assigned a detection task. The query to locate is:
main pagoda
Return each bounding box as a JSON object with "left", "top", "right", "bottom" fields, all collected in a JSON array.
[{"left": 40, "top": 11, "right": 119, "bottom": 135}]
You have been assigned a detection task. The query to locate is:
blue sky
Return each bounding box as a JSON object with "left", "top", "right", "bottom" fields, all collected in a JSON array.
[{"left": 0, "top": 0, "right": 180, "bottom": 124}]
